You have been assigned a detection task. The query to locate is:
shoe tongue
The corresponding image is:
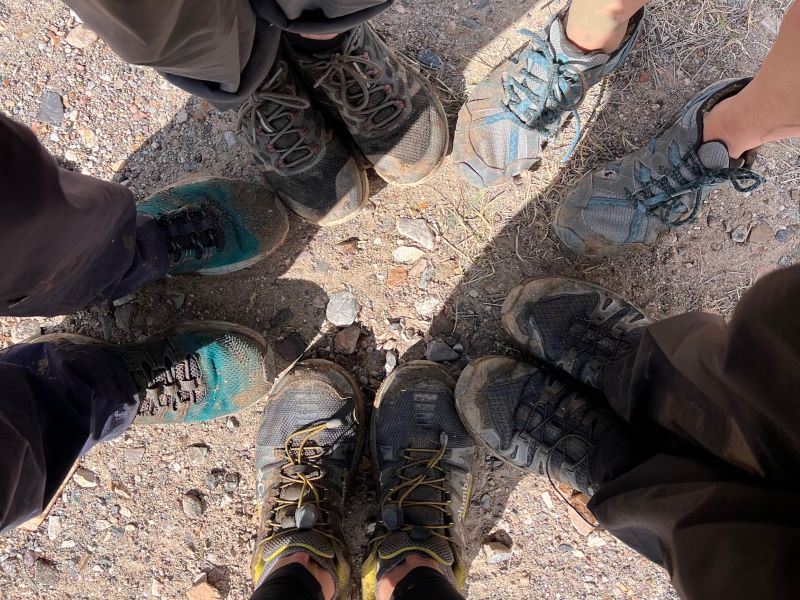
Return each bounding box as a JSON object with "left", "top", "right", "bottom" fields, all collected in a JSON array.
[{"left": 698, "top": 140, "right": 737, "bottom": 169}]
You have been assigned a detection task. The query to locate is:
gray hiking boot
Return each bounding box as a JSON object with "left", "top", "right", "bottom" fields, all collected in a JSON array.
[
  {"left": 237, "top": 57, "right": 368, "bottom": 226},
  {"left": 251, "top": 360, "right": 365, "bottom": 597},
  {"left": 501, "top": 277, "right": 651, "bottom": 389},
  {"left": 455, "top": 357, "right": 647, "bottom": 495},
  {"left": 292, "top": 24, "right": 449, "bottom": 186},
  {"left": 361, "top": 362, "right": 478, "bottom": 599},
  {"left": 452, "top": 8, "right": 644, "bottom": 188},
  {"left": 555, "top": 78, "right": 766, "bottom": 255}
]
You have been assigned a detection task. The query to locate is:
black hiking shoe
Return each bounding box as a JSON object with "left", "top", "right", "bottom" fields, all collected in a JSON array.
[
  {"left": 455, "top": 356, "right": 646, "bottom": 495},
  {"left": 502, "top": 277, "right": 652, "bottom": 389},
  {"left": 362, "top": 361, "right": 478, "bottom": 599},
  {"left": 237, "top": 57, "right": 368, "bottom": 226},
  {"left": 251, "top": 360, "right": 365, "bottom": 597},
  {"left": 292, "top": 24, "right": 449, "bottom": 186}
]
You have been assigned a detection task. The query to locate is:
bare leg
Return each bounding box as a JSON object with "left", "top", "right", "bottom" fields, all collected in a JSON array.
[
  {"left": 565, "top": 0, "right": 650, "bottom": 52},
  {"left": 703, "top": 1, "right": 800, "bottom": 158}
]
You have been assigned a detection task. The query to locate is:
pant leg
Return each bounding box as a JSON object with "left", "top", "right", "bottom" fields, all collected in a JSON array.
[
  {"left": 389, "top": 567, "right": 465, "bottom": 600},
  {"left": 0, "top": 339, "right": 138, "bottom": 533},
  {"left": 0, "top": 114, "right": 169, "bottom": 317},
  {"left": 249, "top": 563, "right": 323, "bottom": 600}
]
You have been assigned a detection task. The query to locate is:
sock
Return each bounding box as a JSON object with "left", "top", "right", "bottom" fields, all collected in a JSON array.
[{"left": 285, "top": 31, "right": 348, "bottom": 54}]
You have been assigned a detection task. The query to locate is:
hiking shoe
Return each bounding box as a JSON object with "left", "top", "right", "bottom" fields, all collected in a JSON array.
[
  {"left": 137, "top": 177, "right": 288, "bottom": 275},
  {"left": 452, "top": 8, "right": 644, "bottom": 188},
  {"left": 455, "top": 356, "right": 646, "bottom": 495},
  {"left": 502, "top": 277, "right": 651, "bottom": 389},
  {"left": 252, "top": 360, "right": 365, "bottom": 598},
  {"left": 292, "top": 24, "right": 449, "bottom": 186},
  {"left": 38, "top": 322, "right": 273, "bottom": 424},
  {"left": 362, "top": 361, "right": 478, "bottom": 599},
  {"left": 555, "top": 78, "right": 766, "bottom": 255},
  {"left": 237, "top": 57, "right": 368, "bottom": 226}
]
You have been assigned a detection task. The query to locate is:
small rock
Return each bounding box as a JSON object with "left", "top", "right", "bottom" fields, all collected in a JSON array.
[
  {"left": 114, "top": 304, "right": 135, "bottom": 331},
  {"left": 276, "top": 332, "right": 307, "bottom": 362},
  {"left": 112, "top": 482, "right": 132, "bottom": 500},
  {"left": 396, "top": 218, "right": 435, "bottom": 250},
  {"left": 326, "top": 290, "right": 360, "bottom": 326},
  {"left": 10, "top": 318, "right": 43, "bottom": 343},
  {"left": 730, "top": 225, "right": 750, "bottom": 243},
  {"left": 460, "top": 18, "right": 481, "bottom": 29},
  {"left": 123, "top": 446, "right": 145, "bottom": 464},
  {"left": 186, "top": 444, "right": 210, "bottom": 464},
  {"left": 223, "top": 130, "right": 238, "bottom": 148},
  {"left": 426, "top": 340, "right": 459, "bottom": 362},
  {"left": 415, "top": 295, "right": 441, "bottom": 318},
  {"left": 61, "top": 540, "right": 76, "bottom": 549},
  {"left": 226, "top": 416, "right": 240, "bottom": 431},
  {"left": 34, "top": 559, "right": 60, "bottom": 586},
  {"left": 779, "top": 255, "right": 794, "bottom": 268},
  {"left": 223, "top": 472, "right": 241, "bottom": 492},
  {"left": 73, "top": 467, "right": 98, "bottom": 488},
  {"left": 65, "top": 26, "right": 98, "bottom": 49},
  {"left": 587, "top": 532, "right": 607, "bottom": 548},
  {"left": 112, "top": 293, "right": 135, "bottom": 307},
  {"left": 39, "top": 91, "right": 64, "bottom": 125},
  {"left": 558, "top": 544, "right": 573, "bottom": 553},
  {"left": 175, "top": 109, "right": 189, "bottom": 124},
  {"left": 151, "top": 578, "right": 164, "bottom": 598},
  {"left": 119, "top": 506, "right": 132, "bottom": 519},
  {"left": 315, "top": 258, "right": 331, "bottom": 273},
  {"left": 186, "top": 580, "right": 221, "bottom": 600},
  {"left": 47, "top": 516, "right": 62, "bottom": 541},
  {"left": 393, "top": 246, "right": 425, "bottom": 264},
  {"left": 417, "top": 49, "right": 443, "bottom": 69},
  {"left": 335, "top": 324, "right": 361, "bottom": 354},
  {"left": 418, "top": 263, "right": 435, "bottom": 290},
  {"left": 384, "top": 351, "right": 397, "bottom": 375},
  {"left": 775, "top": 228, "right": 790, "bottom": 242},
  {"left": 786, "top": 208, "right": 800, "bottom": 224},
  {"left": 706, "top": 214, "right": 719, "bottom": 227},
  {"left": 483, "top": 541, "right": 513, "bottom": 564},
  {"left": 64, "top": 149, "right": 78, "bottom": 162},
  {"left": 541, "top": 491, "right": 554, "bottom": 510},
  {"left": 665, "top": 232, "right": 678, "bottom": 246},
  {"left": 748, "top": 222, "right": 773, "bottom": 244},
  {"left": 169, "top": 292, "right": 186, "bottom": 309},
  {"left": 95, "top": 519, "right": 111, "bottom": 530},
  {"left": 77, "top": 126, "right": 96, "bottom": 148},
  {"left": 480, "top": 494, "right": 492, "bottom": 510},
  {"left": 205, "top": 468, "right": 226, "bottom": 489},
  {"left": 181, "top": 493, "right": 205, "bottom": 519},
  {"left": 386, "top": 267, "right": 408, "bottom": 287}
]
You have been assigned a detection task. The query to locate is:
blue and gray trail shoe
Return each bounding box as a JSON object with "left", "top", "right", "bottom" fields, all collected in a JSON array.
[
  {"left": 137, "top": 177, "right": 288, "bottom": 275},
  {"left": 455, "top": 357, "right": 647, "bottom": 495},
  {"left": 555, "top": 78, "right": 766, "bottom": 255},
  {"left": 362, "top": 362, "right": 478, "bottom": 600},
  {"left": 453, "top": 8, "right": 644, "bottom": 188},
  {"left": 251, "top": 360, "right": 365, "bottom": 599}
]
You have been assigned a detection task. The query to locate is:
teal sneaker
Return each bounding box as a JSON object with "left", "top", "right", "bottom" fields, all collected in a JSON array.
[
  {"left": 136, "top": 177, "right": 288, "bottom": 274},
  {"left": 452, "top": 8, "right": 644, "bottom": 188},
  {"left": 555, "top": 79, "right": 765, "bottom": 255}
]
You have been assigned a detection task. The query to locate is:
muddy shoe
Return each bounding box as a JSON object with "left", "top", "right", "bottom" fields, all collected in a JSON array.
[
  {"left": 501, "top": 277, "right": 651, "bottom": 389},
  {"left": 362, "top": 361, "right": 478, "bottom": 599},
  {"left": 237, "top": 58, "right": 368, "bottom": 226},
  {"left": 452, "top": 8, "right": 644, "bottom": 188},
  {"left": 293, "top": 24, "right": 448, "bottom": 186},
  {"left": 555, "top": 78, "right": 766, "bottom": 255},
  {"left": 137, "top": 177, "right": 288, "bottom": 275},
  {"left": 455, "top": 357, "right": 646, "bottom": 495},
  {"left": 251, "top": 360, "right": 365, "bottom": 598}
]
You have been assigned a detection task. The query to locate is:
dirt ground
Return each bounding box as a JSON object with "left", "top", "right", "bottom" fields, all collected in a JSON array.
[{"left": 1, "top": 0, "right": 798, "bottom": 598}]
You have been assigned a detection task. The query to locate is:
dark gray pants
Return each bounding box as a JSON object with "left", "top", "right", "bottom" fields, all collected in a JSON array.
[{"left": 65, "top": 0, "right": 393, "bottom": 110}]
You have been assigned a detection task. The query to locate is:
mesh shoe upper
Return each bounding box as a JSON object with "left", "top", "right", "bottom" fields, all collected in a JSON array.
[
  {"left": 136, "top": 178, "right": 288, "bottom": 275},
  {"left": 293, "top": 24, "right": 448, "bottom": 185},
  {"left": 453, "top": 9, "right": 644, "bottom": 188},
  {"left": 555, "top": 78, "right": 765, "bottom": 255}
]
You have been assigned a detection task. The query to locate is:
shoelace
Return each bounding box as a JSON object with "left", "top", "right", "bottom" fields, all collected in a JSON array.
[
  {"left": 567, "top": 316, "right": 631, "bottom": 367},
  {"left": 626, "top": 147, "right": 765, "bottom": 226},
  {"left": 502, "top": 29, "right": 589, "bottom": 160},
  {"left": 263, "top": 420, "right": 342, "bottom": 549},
  {"left": 307, "top": 29, "right": 406, "bottom": 132},
  {"left": 236, "top": 64, "right": 319, "bottom": 173},
  {"left": 371, "top": 433, "right": 455, "bottom": 551},
  {"left": 139, "top": 354, "right": 201, "bottom": 415},
  {"left": 156, "top": 205, "right": 224, "bottom": 265}
]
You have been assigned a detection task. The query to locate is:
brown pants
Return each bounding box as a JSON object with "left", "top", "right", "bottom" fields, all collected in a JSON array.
[
  {"left": 66, "top": 0, "right": 392, "bottom": 110},
  {"left": 596, "top": 265, "right": 800, "bottom": 600}
]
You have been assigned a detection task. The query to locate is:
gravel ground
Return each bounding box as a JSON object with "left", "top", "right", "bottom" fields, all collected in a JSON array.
[{"left": 1, "top": 0, "right": 798, "bottom": 598}]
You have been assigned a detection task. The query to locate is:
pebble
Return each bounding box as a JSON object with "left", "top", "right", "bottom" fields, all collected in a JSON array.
[
  {"left": 417, "top": 49, "right": 443, "bottom": 69},
  {"left": 775, "top": 228, "right": 790, "bottom": 242},
  {"left": 779, "top": 255, "right": 794, "bottom": 268},
  {"left": 112, "top": 482, "right": 132, "bottom": 499},
  {"left": 393, "top": 246, "right": 425, "bottom": 264},
  {"left": 47, "top": 516, "right": 62, "bottom": 541},
  {"left": 334, "top": 324, "right": 361, "bottom": 354},
  {"left": 748, "top": 222, "right": 773, "bottom": 244},
  {"left": 39, "top": 91, "right": 64, "bottom": 125},
  {"left": 384, "top": 351, "right": 397, "bottom": 375},
  {"left": 169, "top": 292, "right": 186, "bottom": 309},
  {"left": 64, "top": 149, "right": 78, "bottom": 162},
  {"left": 558, "top": 544, "right": 573, "bottom": 553},
  {"left": 181, "top": 493, "right": 205, "bottom": 519},
  {"left": 480, "top": 494, "right": 492, "bottom": 510},
  {"left": 223, "top": 130, "right": 239, "bottom": 148},
  {"left": 396, "top": 218, "right": 435, "bottom": 250},
  {"left": 34, "top": 559, "right": 60, "bottom": 586},
  {"left": 186, "top": 580, "right": 222, "bottom": 600},
  {"left": 786, "top": 208, "right": 800, "bottom": 223},
  {"left": 10, "top": 318, "right": 43, "bottom": 343},
  {"left": 326, "top": 290, "right": 360, "bottom": 326},
  {"left": 387, "top": 266, "right": 408, "bottom": 287},
  {"left": 418, "top": 263, "right": 435, "bottom": 290},
  {"left": 426, "top": 340, "right": 459, "bottom": 362},
  {"left": 460, "top": 18, "right": 481, "bottom": 29},
  {"left": 587, "top": 532, "right": 607, "bottom": 548},
  {"left": 730, "top": 225, "right": 750, "bottom": 243},
  {"left": 151, "top": 578, "right": 164, "bottom": 598},
  {"left": 206, "top": 468, "right": 226, "bottom": 489},
  {"left": 541, "top": 491, "right": 554, "bottom": 510},
  {"left": 483, "top": 541, "right": 513, "bottom": 564},
  {"left": 174, "top": 109, "right": 189, "bottom": 124},
  {"left": 65, "top": 26, "right": 98, "bottom": 49},
  {"left": 185, "top": 444, "right": 210, "bottom": 464},
  {"left": 414, "top": 295, "right": 441, "bottom": 318},
  {"left": 114, "top": 304, "right": 135, "bottom": 331},
  {"left": 226, "top": 416, "right": 240, "bottom": 431},
  {"left": 123, "top": 446, "right": 146, "bottom": 464},
  {"left": 73, "top": 467, "right": 98, "bottom": 488},
  {"left": 112, "top": 293, "right": 135, "bottom": 307}
]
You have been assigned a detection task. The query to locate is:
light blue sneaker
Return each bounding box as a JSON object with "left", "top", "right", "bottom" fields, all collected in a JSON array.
[
  {"left": 555, "top": 78, "right": 766, "bottom": 256},
  {"left": 137, "top": 177, "right": 288, "bottom": 275},
  {"left": 453, "top": 8, "right": 644, "bottom": 188}
]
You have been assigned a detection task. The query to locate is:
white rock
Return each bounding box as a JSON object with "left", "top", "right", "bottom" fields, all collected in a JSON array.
[
  {"left": 393, "top": 246, "right": 425, "bottom": 264},
  {"left": 65, "top": 26, "right": 98, "bottom": 49},
  {"left": 396, "top": 218, "right": 435, "bottom": 250},
  {"left": 587, "top": 532, "right": 607, "bottom": 548},
  {"left": 73, "top": 467, "right": 98, "bottom": 488},
  {"left": 483, "top": 541, "right": 513, "bottom": 564},
  {"left": 414, "top": 295, "right": 441, "bottom": 318},
  {"left": 47, "top": 517, "right": 61, "bottom": 541}
]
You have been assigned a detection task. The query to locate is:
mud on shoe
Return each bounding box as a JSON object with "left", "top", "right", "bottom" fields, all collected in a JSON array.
[
  {"left": 452, "top": 8, "right": 644, "bottom": 188},
  {"left": 237, "top": 57, "right": 368, "bottom": 226},
  {"left": 456, "top": 357, "right": 647, "bottom": 495},
  {"left": 362, "top": 361, "right": 478, "bottom": 600},
  {"left": 292, "top": 24, "right": 449, "bottom": 186},
  {"left": 502, "top": 277, "right": 651, "bottom": 389},
  {"left": 137, "top": 177, "right": 288, "bottom": 275},
  {"left": 555, "top": 78, "right": 766, "bottom": 255},
  {"left": 251, "top": 360, "right": 365, "bottom": 599}
]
